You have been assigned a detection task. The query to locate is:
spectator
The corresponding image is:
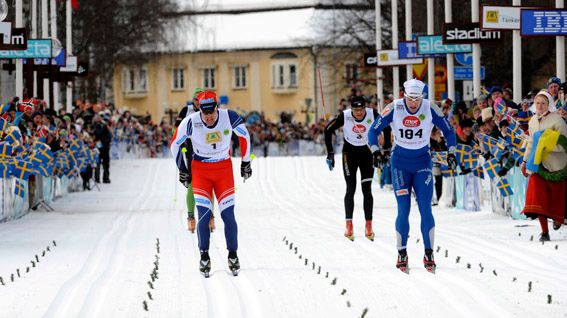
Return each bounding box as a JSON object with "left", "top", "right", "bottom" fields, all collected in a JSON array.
[{"left": 521, "top": 90, "right": 567, "bottom": 241}]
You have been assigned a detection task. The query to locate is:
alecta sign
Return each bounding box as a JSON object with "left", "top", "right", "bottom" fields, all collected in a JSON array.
[
  {"left": 0, "top": 39, "right": 51, "bottom": 59},
  {"left": 416, "top": 35, "right": 472, "bottom": 55},
  {"left": 443, "top": 23, "right": 502, "bottom": 44}
]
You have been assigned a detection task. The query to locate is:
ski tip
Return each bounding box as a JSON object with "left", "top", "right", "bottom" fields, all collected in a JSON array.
[
  {"left": 366, "top": 235, "right": 375, "bottom": 241},
  {"left": 345, "top": 235, "right": 355, "bottom": 241}
]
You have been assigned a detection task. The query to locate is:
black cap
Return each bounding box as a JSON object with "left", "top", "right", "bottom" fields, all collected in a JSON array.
[
  {"left": 350, "top": 96, "right": 366, "bottom": 108},
  {"left": 460, "top": 118, "right": 474, "bottom": 129}
]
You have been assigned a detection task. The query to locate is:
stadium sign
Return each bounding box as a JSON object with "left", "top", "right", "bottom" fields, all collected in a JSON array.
[{"left": 443, "top": 23, "right": 502, "bottom": 44}]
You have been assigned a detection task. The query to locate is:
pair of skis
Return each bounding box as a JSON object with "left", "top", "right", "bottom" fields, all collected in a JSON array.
[{"left": 200, "top": 259, "right": 240, "bottom": 278}]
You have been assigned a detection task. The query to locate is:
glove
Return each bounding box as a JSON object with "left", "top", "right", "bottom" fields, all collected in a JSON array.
[
  {"left": 326, "top": 153, "right": 335, "bottom": 171},
  {"left": 459, "top": 166, "right": 472, "bottom": 175},
  {"left": 372, "top": 151, "right": 385, "bottom": 168},
  {"left": 447, "top": 153, "right": 458, "bottom": 170},
  {"left": 482, "top": 152, "right": 492, "bottom": 160},
  {"left": 497, "top": 167, "right": 509, "bottom": 177},
  {"left": 241, "top": 161, "right": 252, "bottom": 181},
  {"left": 498, "top": 157, "right": 516, "bottom": 177},
  {"left": 179, "top": 170, "right": 191, "bottom": 188}
]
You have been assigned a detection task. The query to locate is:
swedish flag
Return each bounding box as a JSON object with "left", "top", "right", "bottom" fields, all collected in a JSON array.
[
  {"left": 456, "top": 144, "right": 478, "bottom": 169},
  {"left": 0, "top": 118, "right": 9, "bottom": 132},
  {"left": 496, "top": 178, "right": 514, "bottom": 197},
  {"left": 506, "top": 117, "right": 523, "bottom": 137},
  {"left": 441, "top": 164, "right": 458, "bottom": 177},
  {"left": 14, "top": 179, "right": 25, "bottom": 198},
  {"left": 0, "top": 160, "right": 13, "bottom": 178},
  {"left": 473, "top": 166, "right": 484, "bottom": 179},
  {"left": 0, "top": 143, "right": 12, "bottom": 157},
  {"left": 431, "top": 151, "right": 447, "bottom": 165},
  {"left": 13, "top": 159, "right": 35, "bottom": 180},
  {"left": 483, "top": 158, "right": 500, "bottom": 179},
  {"left": 4, "top": 129, "right": 22, "bottom": 145}
]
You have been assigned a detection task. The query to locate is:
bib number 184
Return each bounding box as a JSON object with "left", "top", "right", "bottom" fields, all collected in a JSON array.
[{"left": 399, "top": 128, "right": 423, "bottom": 140}]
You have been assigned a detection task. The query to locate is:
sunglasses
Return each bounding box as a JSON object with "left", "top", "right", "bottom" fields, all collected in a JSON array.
[{"left": 405, "top": 94, "right": 422, "bottom": 102}]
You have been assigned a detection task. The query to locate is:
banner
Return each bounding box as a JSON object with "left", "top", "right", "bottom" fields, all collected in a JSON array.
[
  {"left": 443, "top": 22, "right": 502, "bottom": 44},
  {"left": 481, "top": 5, "right": 521, "bottom": 30},
  {"left": 399, "top": 41, "right": 446, "bottom": 59},
  {"left": 521, "top": 9, "right": 567, "bottom": 36},
  {"left": 0, "top": 39, "right": 51, "bottom": 59},
  {"left": 416, "top": 35, "right": 472, "bottom": 55},
  {"left": 376, "top": 49, "right": 423, "bottom": 67}
]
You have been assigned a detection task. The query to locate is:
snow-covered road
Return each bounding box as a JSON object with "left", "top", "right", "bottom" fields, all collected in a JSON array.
[{"left": 0, "top": 157, "right": 565, "bottom": 318}]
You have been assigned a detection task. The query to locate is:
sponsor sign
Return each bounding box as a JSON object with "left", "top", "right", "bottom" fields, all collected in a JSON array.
[
  {"left": 31, "top": 48, "right": 65, "bottom": 66},
  {"left": 416, "top": 35, "right": 472, "bottom": 55},
  {"left": 396, "top": 189, "right": 409, "bottom": 196},
  {"left": 455, "top": 53, "right": 473, "bottom": 66},
  {"left": 443, "top": 22, "right": 502, "bottom": 44},
  {"left": 454, "top": 66, "right": 486, "bottom": 80},
  {"left": 398, "top": 41, "right": 445, "bottom": 59},
  {"left": 481, "top": 5, "right": 521, "bottom": 30},
  {"left": 60, "top": 55, "right": 77, "bottom": 72},
  {"left": 352, "top": 124, "right": 367, "bottom": 134},
  {"left": 376, "top": 49, "right": 423, "bottom": 67},
  {"left": 403, "top": 116, "right": 421, "bottom": 128},
  {"left": 0, "top": 39, "right": 51, "bottom": 59},
  {"left": 521, "top": 9, "right": 567, "bottom": 36},
  {"left": 0, "top": 27, "right": 27, "bottom": 50}
]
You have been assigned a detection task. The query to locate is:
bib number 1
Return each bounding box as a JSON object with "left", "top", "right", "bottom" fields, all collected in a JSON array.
[{"left": 399, "top": 128, "right": 423, "bottom": 140}]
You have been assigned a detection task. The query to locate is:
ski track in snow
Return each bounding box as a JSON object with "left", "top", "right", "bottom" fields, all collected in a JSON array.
[{"left": 0, "top": 157, "right": 565, "bottom": 318}]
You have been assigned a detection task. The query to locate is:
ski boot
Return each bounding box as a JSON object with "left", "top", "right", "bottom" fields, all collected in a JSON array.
[
  {"left": 228, "top": 251, "right": 240, "bottom": 276},
  {"left": 396, "top": 249, "right": 409, "bottom": 274},
  {"left": 344, "top": 220, "right": 354, "bottom": 241},
  {"left": 365, "top": 220, "right": 375, "bottom": 241},
  {"left": 539, "top": 232, "right": 550, "bottom": 242},
  {"left": 187, "top": 215, "right": 196, "bottom": 233},
  {"left": 423, "top": 249, "right": 436, "bottom": 274},
  {"left": 200, "top": 251, "right": 211, "bottom": 278},
  {"left": 209, "top": 216, "right": 216, "bottom": 233}
]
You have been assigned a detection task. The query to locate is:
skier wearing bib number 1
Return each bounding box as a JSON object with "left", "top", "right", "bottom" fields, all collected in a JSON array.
[
  {"left": 170, "top": 91, "right": 252, "bottom": 277},
  {"left": 368, "top": 79, "right": 458, "bottom": 274}
]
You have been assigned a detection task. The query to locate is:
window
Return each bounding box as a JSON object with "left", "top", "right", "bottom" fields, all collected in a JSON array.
[
  {"left": 271, "top": 62, "right": 298, "bottom": 89},
  {"left": 121, "top": 66, "right": 149, "bottom": 94},
  {"left": 345, "top": 63, "right": 359, "bottom": 85},
  {"left": 172, "top": 68, "right": 185, "bottom": 90},
  {"left": 203, "top": 68, "right": 216, "bottom": 89},
  {"left": 233, "top": 66, "right": 247, "bottom": 89}
]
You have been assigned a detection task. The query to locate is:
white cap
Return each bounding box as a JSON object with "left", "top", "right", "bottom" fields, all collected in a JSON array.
[
  {"left": 403, "top": 79, "right": 425, "bottom": 98},
  {"left": 530, "top": 90, "right": 556, "bottom": 113}
]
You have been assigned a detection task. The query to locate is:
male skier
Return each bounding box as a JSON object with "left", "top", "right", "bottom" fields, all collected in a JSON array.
[
  {"left": 171, "top": 91, "right": 252, "bottom": 277},
  {"left": 368, "top": 79, "right": 458, "bottom": 273}
]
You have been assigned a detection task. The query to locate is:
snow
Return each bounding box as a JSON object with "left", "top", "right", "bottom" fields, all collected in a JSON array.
[{"left": 0, "top": 156, "right": 566, "bottom": 317}]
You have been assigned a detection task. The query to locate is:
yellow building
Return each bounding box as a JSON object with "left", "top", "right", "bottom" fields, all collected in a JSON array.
[{"left": 112, "top": 9, "right": 375, "bottom": 124}]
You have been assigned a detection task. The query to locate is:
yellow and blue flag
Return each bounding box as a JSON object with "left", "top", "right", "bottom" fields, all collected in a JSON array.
[
  {"left": 14, "top": 179, "right": 25, "bottom": 198},
  {"left": 0, "top": 143, "right": 12, "bottom": 157},
  {"left": 483, "top": 157, "right": 500, "bottom": 179},
  {"left": 496, "top": 178, "right": 514, "bottom": 197}
]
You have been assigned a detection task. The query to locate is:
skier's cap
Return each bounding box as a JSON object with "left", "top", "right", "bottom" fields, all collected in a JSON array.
[
  {"left": 403, "top": 79, "right": 425, "bottom": 99},
  {"left": 350, "top": 96, "right": 366, "bottom": 108},
  {"left": 197, "top": 91, "right": 218, "bottom": 114}
]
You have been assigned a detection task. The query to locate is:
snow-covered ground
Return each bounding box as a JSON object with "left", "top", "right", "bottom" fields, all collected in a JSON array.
[{"left": 0, "top": 157, "right": 566, "bottom": 318}]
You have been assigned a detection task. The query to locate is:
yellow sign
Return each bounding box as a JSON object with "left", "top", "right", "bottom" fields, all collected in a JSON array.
[
  {"left": 435, "top": 83, "right": 446, "bottom": 101},
  {"left": 412, "top": 60, "right": 428, "bottom": 80},
  {"left": 379, "top": 53, "right": 389, "bottom": 62},
  {"left": 434, "top": 64, "right": 447, "bottom": 84},
  {"left": 486, "top": 11, "right": 498, "bottom": 23},
  {"left": 205, "top": 131, "right": 222, "bottom": 144}
]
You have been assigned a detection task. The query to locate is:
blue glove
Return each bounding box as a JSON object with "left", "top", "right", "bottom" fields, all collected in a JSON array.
[{"left": 326, "top": 153, "right": 335, "bottom": 171}]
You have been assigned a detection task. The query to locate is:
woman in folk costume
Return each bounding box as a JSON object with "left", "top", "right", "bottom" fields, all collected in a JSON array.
[{"left": 521, "top": 90, "right": 567, "bottom": 242}]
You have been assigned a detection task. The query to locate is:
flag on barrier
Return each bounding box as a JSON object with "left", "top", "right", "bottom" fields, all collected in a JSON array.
[
  {"left": 432, "top": 151, "right": 447, "bottom": 165},
  {"left": 483, "top": 158, "right": 500, "bottom": 179},
  {"left": 441, "top": 164, "right": 458, "bottom": 177},
  {"left": 472, "top": 166, "right": 484, "bottom": 179},
  {"left": 0, "top": 143, "right": 12, "bottom": 157},
  {"left": 0, "top": 118, "right": 9, "bottom": 132},
  {"left": 14, "top": 179, "right": 25, "bottom": 198},
  {"left": 4, "top": 129, "right": 22, "bottom": 145},
  {"left": 496, "top": 177, "right": 514, "bottom": 197},
  {"left": 13, "top": 159, "right": 35, "bottom": 180},
  {"left": 0, "top": 160, "right": 13, "bottom": 178}
]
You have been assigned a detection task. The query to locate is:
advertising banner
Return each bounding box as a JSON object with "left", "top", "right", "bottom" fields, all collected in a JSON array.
[
  {"left": 0, "top": 39, "right": 51, "bottom": 59},
  {"left": 417, "top": 35, "right": 472, "bottom": 55},
  {"left": 481, "top": 6, "right": 521, "bottom": 30},
  {"left": 399, "top": 41, "right": 445, "bottom": 59},
  {"left": 521, "top": 9, "right": 567, "bottom": 36},
  {"left": 443, "top": 22, "right": 502, "bottom": 44}
]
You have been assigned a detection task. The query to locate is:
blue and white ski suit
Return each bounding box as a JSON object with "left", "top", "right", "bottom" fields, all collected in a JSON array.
[{"left": 368, "top": 99, "right": 456, "bottom": 251}]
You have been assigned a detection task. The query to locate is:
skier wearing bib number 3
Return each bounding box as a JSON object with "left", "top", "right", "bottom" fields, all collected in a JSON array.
[
  {"left": 170, "top": 91, "right": 252, "bottom": 277},
  {"left": 368, "top": 79, "right": 458, "bottom": 274}
]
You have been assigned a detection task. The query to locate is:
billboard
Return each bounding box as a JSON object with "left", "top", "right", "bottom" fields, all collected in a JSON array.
[
  {"left": 443, "top": 22, "right": 502, "bottom": 44},
  {"left": 521, "top": 9, "right": 567, "bottom": 36},
  {"left": 398, "top": 41, "right": 445, "bottom": 59},
  {"left": 416, "top": 35, "right": 472, "bottom": 55},
  {"left": 376, "top": 49, "right": 423, "bottom": 67},
  {"left": 481, "top": 6, "right": 521, "bottom": 30},
  {"left": 0, "top": 39, "right": 51, "bottom": 59}
]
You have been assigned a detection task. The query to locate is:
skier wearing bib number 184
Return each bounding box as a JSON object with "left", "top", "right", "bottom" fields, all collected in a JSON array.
[
  {"left": 367, "top": 79, "right": 458, "bottom": 274},
  {"left": 170, "top": 91, "right": 252, "bottom": 277}
]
